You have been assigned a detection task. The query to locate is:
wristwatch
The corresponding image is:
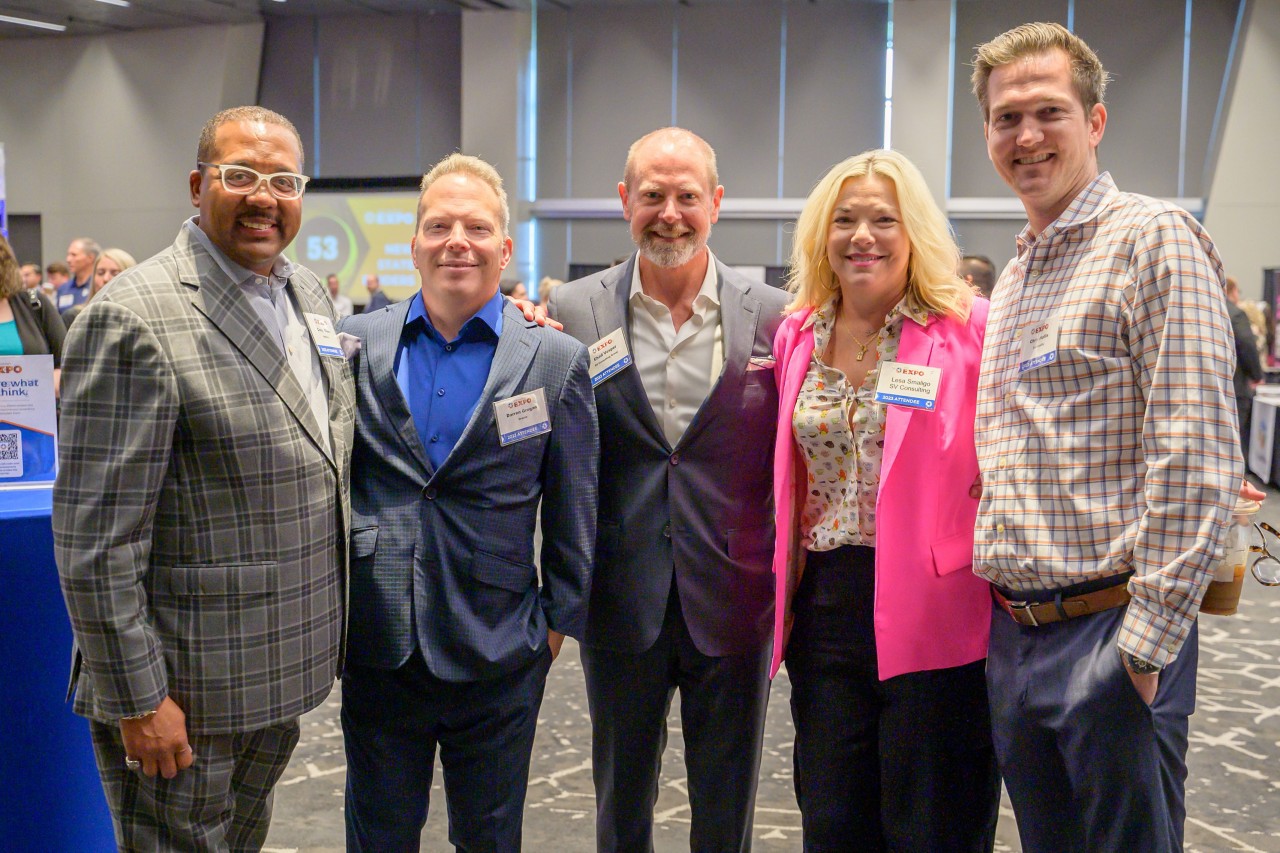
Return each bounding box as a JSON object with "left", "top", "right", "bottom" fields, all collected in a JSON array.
[{"left": 1121, "top": 651, "right": 1162, "bottom": 675}]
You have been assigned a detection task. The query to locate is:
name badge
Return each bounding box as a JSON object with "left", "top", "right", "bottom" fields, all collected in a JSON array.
[
  {"left": 303, "top": 312, "right": 344, "bottom": 358},
  {"left": 1018, "top": 315, "right": 1059, "bottom": 372},
  {"left": 587, "top": 328, "right": 633, "bottom": 388},
  {"left": 874, "top": 363, "right": 942, "bottom": 411},
  {"left": 494, "top": 387, "right": 551, "bottom": 446},
  {"left": 58, "top": 294, "right": 73, "bottom": 310}
]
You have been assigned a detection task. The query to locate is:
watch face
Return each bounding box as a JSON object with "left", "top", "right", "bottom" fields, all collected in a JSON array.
[{"left": 1124, "top": 652, "right": 1160, "bottom": 675}]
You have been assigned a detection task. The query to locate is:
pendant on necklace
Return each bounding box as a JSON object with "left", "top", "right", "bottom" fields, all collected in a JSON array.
[{"left": 855, "top": 344, "right": 868, "bottom": 362}]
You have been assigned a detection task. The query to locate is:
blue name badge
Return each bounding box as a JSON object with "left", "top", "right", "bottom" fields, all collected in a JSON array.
[
  {"left": 874, "top": 363, "right": 942, "bottom": 411},
  {"left": 494, "top": 388, "right": 552, "bottom": 446}
]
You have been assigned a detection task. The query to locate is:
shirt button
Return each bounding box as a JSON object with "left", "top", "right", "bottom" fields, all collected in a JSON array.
[
  {"left": 670, "top": 453, "right": 680, "bottom": 466},
  {"left": 437, "top": 388, "right": 446, "bottom": 397},
  {"left": 999, "top": 456, "right": 1008, "bottom": 467},
  {"left": 996, "top": 523, "right": 1005, "bottom": 534},
  {"left": 444, "top": 344, "right": 453, "bottom": 352},
  {"left": 668, "top": 398, "right": 677, "bottom": 409},
  {"left": 424, "top": 486, "right": 437, "bottom": 500},
  {"left": 430, "top": 434, "right": 439, "bottom": 443},
  {"left": 663, "top": 523, "right": 671, "bottom": 538}
]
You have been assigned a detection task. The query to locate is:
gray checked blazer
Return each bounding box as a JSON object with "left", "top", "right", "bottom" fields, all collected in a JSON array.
[
  {"left": 53, "top": 225, "right": 355, "bottom": 735},
  {"left": 340, "top": 298, "right": 599, "bottom": 682},
  {"left": 548, "top": 254, "right": 787, "bottom": 657}
]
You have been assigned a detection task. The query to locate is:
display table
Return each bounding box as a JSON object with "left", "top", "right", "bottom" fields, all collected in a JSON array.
[{"left": 1, "top": 487, "right": 115, "bottom": 851}]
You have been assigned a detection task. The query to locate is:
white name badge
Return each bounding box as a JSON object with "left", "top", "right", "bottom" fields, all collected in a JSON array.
[
  {"left": 57, "top": 294, "right": 73, "bottom": 310},
  {"left": 494, "top": 387, "right": 551, "bottom": 446},
  {"left": 874, "top": 363, "right": 942, "bottom": 411},
  {"left": 587, "top": 328, "right": 633, "bottom": 388},
  {"left": 1018, "top": 315, "right": 1060, "bottom": 372},
  {"left": 303, "top": 312, "right": 344, "bottom": 358}
]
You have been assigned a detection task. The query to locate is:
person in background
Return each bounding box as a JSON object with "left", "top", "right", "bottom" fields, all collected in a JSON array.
[
  {"left": 537, "top": 276, "right": 564, "bottom": 309},
  {"left": 771, "top": 149, "right": 998, "bottom": 852},
  {"left": 0, "top": 234, "right": 65, "bottom": 390},
  {"left": 62, "top": 248, "right": 138, "bottom": 328},
  {"left": 328, "top": 273, "right": 354, "bottom": 320},
  {"left": 364, "top": 274, "right": 391, "bottom": 312},
  {"left": 21, "top": 263, "right": 43, "bottom": 291},
  {"left": 56, "top": 237, "right": 100, "bottom": 316},
  {"left": 1225, "top": 275, "right": 1264, "bottom": 453},
  {"left": 45, "top": 261, "right": 70, "bottom": 296},
  {"left": 971, "top": 23, "right": 1241, "bottom": 851},
  {"left": 500, "top": 277, "right": 528, "bottom": 301},
  {"left": 958, "top": 254, "right": 997, "bottom": 298}
]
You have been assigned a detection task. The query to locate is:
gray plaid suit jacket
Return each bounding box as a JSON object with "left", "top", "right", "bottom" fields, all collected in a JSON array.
[
  {"left": 54, "top": 225, "right": 355, "bottom": 735},
  {"left": 340, "top": 298, "right": 598, "bottom": 681}
]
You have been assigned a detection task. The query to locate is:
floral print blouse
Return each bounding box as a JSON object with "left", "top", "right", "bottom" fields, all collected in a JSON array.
[{"left": 792, "top": 296, "right": 928, "bottom": 552}]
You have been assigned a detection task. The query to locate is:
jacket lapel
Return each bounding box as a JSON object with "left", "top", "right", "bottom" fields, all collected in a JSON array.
[
  {"left": 880, "top": 315, "right": 936, "bottom": 486},
  {"left": 180, "top": 231, "right": 328, "bottom": 459},
  {"left": 365, "top": 299, "right": 434, "bottom": 476},
  {"left": 287, "top": 271, "right": 347, "bottom": 470},
  {"left": 436, "top": 301, "right": 539, "bottom": 475},
  {"left": 676, "top": 263, "right": 758, "bottom": 450},
  {"left": 592, "top": 256, "right": 667, "bottom": 447}
]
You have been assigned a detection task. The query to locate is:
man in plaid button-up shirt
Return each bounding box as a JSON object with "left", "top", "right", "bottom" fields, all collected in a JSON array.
[{"left": 970, "top": 23, "right": 1243, "bottom": 853}]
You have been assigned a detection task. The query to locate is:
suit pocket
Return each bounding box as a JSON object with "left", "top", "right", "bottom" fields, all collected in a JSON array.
[
  {"left": 470, "top": 551, "right": 537, "bottom": 593},
  {"left": 351, "top": 526, "right": 379, "bottom": 558},
  {"left": 157, "top": 562, "right": 277, "bottom": 596},
  {"left": 930, "top": 531, "right": 975, "bottom": 577},
  {"left": 728, "top": 523, "right": 774, "bottom": 565}
]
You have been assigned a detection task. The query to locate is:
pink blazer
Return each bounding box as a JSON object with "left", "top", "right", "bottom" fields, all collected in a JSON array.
[{"left": 770, "top": 299, "right": 992, "bottom": 680}]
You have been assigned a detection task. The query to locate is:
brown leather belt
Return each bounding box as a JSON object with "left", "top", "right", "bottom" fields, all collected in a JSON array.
[{"left": 992, "top": 582, "right": 1131, "bottom": 627}]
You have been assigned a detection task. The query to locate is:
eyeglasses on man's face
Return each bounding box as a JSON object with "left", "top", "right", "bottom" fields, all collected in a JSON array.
[
  {"left": 1249, "top": 521, "right": 1280, "bottom": 586},
  {"left": 198, "top": 162, "right": 309, "bottom": 200}
]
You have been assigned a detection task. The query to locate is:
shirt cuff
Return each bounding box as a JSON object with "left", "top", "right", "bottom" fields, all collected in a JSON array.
[{"left": 1117, "top": 595, "right": 1194, "bottom": 670}]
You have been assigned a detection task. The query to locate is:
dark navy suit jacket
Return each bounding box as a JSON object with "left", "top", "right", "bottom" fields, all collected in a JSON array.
[{"left": 340, "top": 297, "right": 599, "bottom": 681}]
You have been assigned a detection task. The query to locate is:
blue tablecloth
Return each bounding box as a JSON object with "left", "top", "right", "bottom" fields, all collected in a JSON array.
[{"left": 1, "top": 487, "right": 115, "bottom": 851}]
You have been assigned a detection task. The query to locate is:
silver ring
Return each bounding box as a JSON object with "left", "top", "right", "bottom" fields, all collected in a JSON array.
[{"left": 124, "top": 757, "right": 142, "bottom": 771}]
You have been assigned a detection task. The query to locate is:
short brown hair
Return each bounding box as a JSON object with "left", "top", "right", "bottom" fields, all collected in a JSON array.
[
  {"left": 197, "top": 106, "right": 305, "bottom": 170},
  {"left": 0, "top": 235, "right": 23, "bottom": 299},
  {"left": 971, "top": 22, "right": 1110, "bottom": 121}
]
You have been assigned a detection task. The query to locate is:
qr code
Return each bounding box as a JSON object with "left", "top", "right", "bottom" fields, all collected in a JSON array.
[{"left": 0, "top": 431, "right": 18, "bottom": 461}]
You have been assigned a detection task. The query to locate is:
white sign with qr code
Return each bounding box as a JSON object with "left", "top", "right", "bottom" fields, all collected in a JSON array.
[{"left": 0, "top": 430, "right": 22, "bottom": 478}]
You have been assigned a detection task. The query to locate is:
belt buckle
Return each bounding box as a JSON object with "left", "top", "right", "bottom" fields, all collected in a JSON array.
[{"left": 1008, "top": 599, "right": 1039, "bottom": 627}]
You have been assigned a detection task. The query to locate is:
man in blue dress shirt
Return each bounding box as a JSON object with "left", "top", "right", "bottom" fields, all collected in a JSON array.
[{"left": 337, "top": 153, "right": 599, "bottom": 851}]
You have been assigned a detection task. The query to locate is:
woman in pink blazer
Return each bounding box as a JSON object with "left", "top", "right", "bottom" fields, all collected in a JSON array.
[{"left": 771, "top": 150, "right": 998, "bottom": 851}]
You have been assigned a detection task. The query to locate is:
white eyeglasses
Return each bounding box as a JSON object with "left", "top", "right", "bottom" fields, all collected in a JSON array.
[{"left": 198, "top": 162, "right": 310, "bottom": 200}]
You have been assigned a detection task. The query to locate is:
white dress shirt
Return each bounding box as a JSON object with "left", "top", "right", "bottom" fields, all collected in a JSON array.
[{"left": 628, "top": 251, "right": 723, "bottom": 447}]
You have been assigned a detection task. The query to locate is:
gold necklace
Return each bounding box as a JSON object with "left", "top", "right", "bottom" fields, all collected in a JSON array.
[{"left": 847, "top": 329, "right": 877, "bottom": 362}]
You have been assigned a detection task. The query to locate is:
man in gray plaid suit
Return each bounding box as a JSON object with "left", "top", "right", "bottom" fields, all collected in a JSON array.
[{"left": 54, "top": 106, "right": 354, "bottom": 850}]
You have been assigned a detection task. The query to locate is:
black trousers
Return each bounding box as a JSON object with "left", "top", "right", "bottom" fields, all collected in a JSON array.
[
  {"left": 581, "top": 588, "right": 772, "bottom": 853},
  {"left": 785, "top": 545, "right": 999, "bottom": 853}
]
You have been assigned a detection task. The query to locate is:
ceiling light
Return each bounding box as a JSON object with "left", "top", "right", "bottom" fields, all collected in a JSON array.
[
  {"left": 0, "top": 14, "right": 67, "bottom": 31},
  {"left": 94, "top": 0, "right": 131, "bottom": 6}
]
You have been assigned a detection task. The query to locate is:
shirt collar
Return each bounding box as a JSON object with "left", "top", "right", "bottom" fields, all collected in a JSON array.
[
  {"left": 628, "top": 249, "right": 721, "bottom": 309},
  {"left": 1015, "top": 171, "right": 1118, "bottom": 257},
  {"left": 183, "top": 216, "right": 296, "bottom": 285},
  {"left": 806, "top": 293, "right": 928, "bottom": 331},
  {"left": 403, "top": 288, "right": 505, "bottom": 343}
]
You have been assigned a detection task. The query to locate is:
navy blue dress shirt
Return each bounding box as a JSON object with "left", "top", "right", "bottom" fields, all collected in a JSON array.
[{"left": 395, "top": 290, "right": 504, "bottom": 471}]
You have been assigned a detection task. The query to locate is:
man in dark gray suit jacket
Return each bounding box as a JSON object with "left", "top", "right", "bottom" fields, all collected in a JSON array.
[
  {"left": 548, "top": 127, "right": 786, "bottom": 852},
  {"left": 339, "top": 153, "right": 598, "bottom": 851},
  {"left": 55, "top": 106, "right": 354, "bottom": 849}
]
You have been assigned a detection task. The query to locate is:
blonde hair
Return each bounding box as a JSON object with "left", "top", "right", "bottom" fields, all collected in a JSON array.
[
  {"left": 787, "top": 149, "right": 972, "bottom": 322},
  {"left": 971, "top": 22, "right": 1109, "bottom": 121},
  {"left": 90, "top": 248, "right": 138, "bottom": 299},
  {"left": 417, "top": 153, "right": 510, "bottom": 236},
  {"left": 0, "top": 235, "right": 21, "bottom": 299}
]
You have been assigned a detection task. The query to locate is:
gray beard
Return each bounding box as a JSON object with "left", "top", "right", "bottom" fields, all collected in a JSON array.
[{"left": 635, "top": 229, "right": 708, "bottom": 269}]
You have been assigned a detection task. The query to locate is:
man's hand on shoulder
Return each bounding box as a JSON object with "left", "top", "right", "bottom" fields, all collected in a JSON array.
[
  {"left": 509, "top": 296, "right": 563, "bottom": 331},
  {"left": 120, "top": 696, "right": 195, "bottom": 779}
]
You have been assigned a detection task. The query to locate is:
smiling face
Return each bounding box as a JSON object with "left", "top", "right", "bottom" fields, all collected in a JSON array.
[
  {"left": 619, "top": 135, "right": 722, "bottom": 270},
  {"left": 825, "top": 175, "right": 911, "bottom": 306},
  {"left": 984, "top": 49, "right": 1106, "bottom": 234},
  {"left": 412, "top": 170, "right": 512, "bottom": 320},
  {"left": 189, "top": 119, "right": 303, "bottom": 275}
]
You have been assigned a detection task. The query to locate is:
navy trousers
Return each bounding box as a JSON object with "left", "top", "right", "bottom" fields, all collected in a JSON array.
[
  {"left": 786, "top": 546, "right": 999, "bottom": 853},
  {"left": 342, "top": 648, "right": 551, "bottom": 852},
  {"left": 987, "top": 601, "right": 1198, "bottom": 853},
  {"left": 581, "top": 589, "right": 772, "bottom": 853}
]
